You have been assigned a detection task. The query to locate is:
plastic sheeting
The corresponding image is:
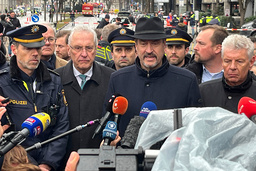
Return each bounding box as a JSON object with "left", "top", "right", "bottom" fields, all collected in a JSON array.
[{"left": 135, "top": 107, "right": 256, "bottom": 171}]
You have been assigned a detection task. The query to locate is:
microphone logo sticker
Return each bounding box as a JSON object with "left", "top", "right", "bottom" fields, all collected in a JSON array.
[
  {"left": 24, "top": 118, "right": 36, "bottom": 126},
  {"left": 141, "top": 107, "right": 150, "bottom": 114},
  {"left": 34, "top": 126, "right": 42, "bottom": 136},
  {"left": 113, "top": 102, "right": 118, "bottom": 111},
  {"left": 107, "top": 122, "right": 116, "bottom": 129}
]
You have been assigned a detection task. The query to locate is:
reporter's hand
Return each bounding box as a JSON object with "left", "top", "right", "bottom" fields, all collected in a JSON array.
[
  {"left": 100, "top": 131, "right": 121, "bottom": 146},
  {"left": 0, "top": 107, "right": 9, "bottom": 137},
  {"left": 0, "top": 96, "right": 9, "bottom": 107},
  {"left": 110, "top": 130, "right": 121, "bottom": 146},
  {"left": 39, "top": 164, "right": 51, "bottom": 171},
  {"left": 65, "top": 151, "right": 80, "bottom": 171}
]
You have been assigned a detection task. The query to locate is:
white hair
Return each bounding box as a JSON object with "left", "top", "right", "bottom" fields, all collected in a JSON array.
[
  {"left": 222, "top": 34, "right": 254, "bottom": 59},
  {"left": 68, "top": 25, "right": 98, "bottom": 48}
]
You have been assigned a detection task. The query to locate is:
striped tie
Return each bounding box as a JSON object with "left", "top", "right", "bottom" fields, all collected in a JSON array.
[{"left": 79, "top": 74, "right": 87, "bottom": 90}]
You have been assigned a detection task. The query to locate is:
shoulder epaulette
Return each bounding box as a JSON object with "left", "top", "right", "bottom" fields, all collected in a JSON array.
[
  {"left": 47, "top": 68, "right": 60, "bottom": 76},
  {"left": 0, "top": 67, "right": 9, "bottom": 75}
]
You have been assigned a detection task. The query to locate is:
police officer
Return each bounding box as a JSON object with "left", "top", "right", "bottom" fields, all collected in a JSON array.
[
  {"left": 165, "top": 28, "right": 192, "bottom": 67},
  {"left": 95, "top": 23, "right": 119, "bottom": 66},
  {"left": 171, "top": 14, "right": 179, "bottom": 27},
  {"left": 0, "top": 24, "right": 69, "bottom": 171},
  {"left": 106, "top": 28, "right": 136, "bottom": 70}
]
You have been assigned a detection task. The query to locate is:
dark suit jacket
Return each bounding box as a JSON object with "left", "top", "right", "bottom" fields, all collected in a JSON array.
[{"left": 55, "top": 61, "right": 114, "bottom": 152}]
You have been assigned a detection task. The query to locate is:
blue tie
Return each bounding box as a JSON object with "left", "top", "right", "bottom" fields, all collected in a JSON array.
[{"left": 79, "top": 74, "right": 87, "bottom": 90}]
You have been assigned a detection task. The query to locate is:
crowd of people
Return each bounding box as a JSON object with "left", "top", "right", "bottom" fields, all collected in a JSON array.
[{"left": 0, "top": 10, "right": 254, "bottom": 171}]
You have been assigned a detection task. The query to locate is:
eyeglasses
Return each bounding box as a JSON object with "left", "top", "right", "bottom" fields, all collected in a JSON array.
[
  {"left": 69, "top": 45, "right": 94, "bottom": 53},
  {"left": 44, "top": 37, "right": 55, "bottom": 43}
]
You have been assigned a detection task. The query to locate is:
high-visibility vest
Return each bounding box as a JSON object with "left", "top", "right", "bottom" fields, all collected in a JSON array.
[{"left": 206, "top": 16, "right": 213, "bottom": 23}]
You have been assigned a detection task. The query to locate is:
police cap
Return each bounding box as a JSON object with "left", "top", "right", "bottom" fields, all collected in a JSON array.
[
  {"left": 166, "top": 28, "right": 192, "bottom": 45},
  {"left": 6, "top": 24, "right": 47, "bottom": 48},
  {"left": 108, "top": 28, "right": 135, "bottom": 46}
]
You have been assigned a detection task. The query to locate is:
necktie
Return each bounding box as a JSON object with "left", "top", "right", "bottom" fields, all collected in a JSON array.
[{"left": 79, "top": 74, "right": 87, "bottom": 90}]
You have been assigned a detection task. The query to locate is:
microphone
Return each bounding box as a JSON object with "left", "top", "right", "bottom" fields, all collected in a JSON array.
[
  {"left": 121, "top": 101, "right": 157, "bottom": 148},
  {"left": 102, "top": 121, "right": 117, "bottom": 146},
  {"left": 92, "top": 93, "right": 121, "bottom": 139},
  {"left": 139, "top": 101, "right": 157, "bottom": 119},
  {"left": 26, "top": 119, "right": 99, "bottom": 152},
  {"left": 112, "top": 96, "right": 128, "bottom": 123},
  {"left": 0, "top": 112, "right": 51, "bottom": 155},
  {"left": 238, "top": 96, "right": 256, "bottom": 123}
]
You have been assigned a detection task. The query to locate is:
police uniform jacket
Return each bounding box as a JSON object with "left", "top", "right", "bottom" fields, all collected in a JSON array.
[
  {"left": 95, "top": 40, "right": 112, "bottom": 66},
  {"left": 0, "top": 56, "right": 69, "bottom": 170},
  {"left": 55, "top": 61, "right": 114, "bottom": 151},
  {"left": 199, "top": 72, "right": 256, "bottom": 113},
  {"left": 104, "top": 56, "right": 202, "bottom": 137}
]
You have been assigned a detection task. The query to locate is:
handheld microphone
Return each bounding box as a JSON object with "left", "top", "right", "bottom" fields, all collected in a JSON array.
[
  {"left": 0, "top": 112, "right": 51, "bottom": 155},
  {"left": 102, "top": 121, "right": 117, "bottom": 146},
  {"left": 112, "top": 96, "right": 128, "bottom": 123},
  {"left": 139, "top": 101, "right": 157, "bottom": 118},
  {"left": 121, "top": 101, "right": 157, "bottom": 148},
  {"left": 238, "top": 96, "right": 256, "bottom": 123},
  {"left": 92, "top": 93, "right": 121, "bottom": 139}
]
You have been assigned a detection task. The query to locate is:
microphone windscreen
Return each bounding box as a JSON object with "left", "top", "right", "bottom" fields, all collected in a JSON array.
[
  {"left": 112, "top": 96, "right": 128, "bottom": 115},
  {"left": 102, "top": 121, "right": 117, "bottom": 140},
  {"left": 21, "top": 112, "right": 51, "bottom": 137},
  {"left": 106, "top": 93, "right": 122, "bottom": 112},
  {"left": 121, "top": 116, "right": 146, "bottom": 148},
  {"left": 139, "top": 101, "right": 157, "bottom": 118},
  {"left": 238, "top": 97, "right": 256, "bottom": 119}
]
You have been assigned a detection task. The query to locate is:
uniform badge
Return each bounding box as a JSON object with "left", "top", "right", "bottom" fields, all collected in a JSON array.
[
  {"left": 120, "top": 29, "right": 126, "bottom": 35},
  {"left": 31, "top": 25, "right": 39, "bottom": 33},
  {"left": 171, "top": 29, "right": 177, "bottom": 35},
  {"left": 61, "top": 89, "right": 68, "bottom": 106}
]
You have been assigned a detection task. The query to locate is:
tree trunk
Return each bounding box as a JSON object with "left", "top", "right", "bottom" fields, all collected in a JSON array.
[
  {"left": 239, "top": 0, "right": 252, "bottom": 26},
  {"left": 150, "top": 0, "right": 154, "bottom": 13},
  {"left": 146, "top": 0, "right": 150, "bottom": 13}
]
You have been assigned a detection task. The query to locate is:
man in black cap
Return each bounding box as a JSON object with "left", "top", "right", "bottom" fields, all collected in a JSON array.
[
  {"left": 107, "top": 27, "right": 136, "bottom": 70},
  {"left": 165, "top": 28, "right": 192, "bottom": 67},
  {"left": 0, "top": 24, "right": 69, "bottom": 171},
  {"left": 103, "top": 17, "right": 201, "bottom": 139},
  {"left": 97, "top": 13, "right": 110, "bottom": 29}
]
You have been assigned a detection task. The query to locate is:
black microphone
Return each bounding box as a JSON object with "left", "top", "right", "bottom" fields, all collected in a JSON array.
[
  {"left": 92, "top": 93, "right": 121, "bottom": 139},
  {"left": 121, "top": 101, "right": 157, "bottom": 149},
  {"left": 26, "top": 119, "right": 99, "bottom": 152}
]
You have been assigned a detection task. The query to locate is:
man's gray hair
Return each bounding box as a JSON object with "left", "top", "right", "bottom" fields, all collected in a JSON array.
[
  {"left": 222, "top": 34, "right": 254, "bottom": 59},
  {"left": 68, "top": 25, "right": 98, "bottom": 48}
]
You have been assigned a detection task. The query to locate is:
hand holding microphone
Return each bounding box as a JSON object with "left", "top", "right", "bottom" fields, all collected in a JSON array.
[
  {"left": 92, "top": 93, "right": 121, "bottom": 139},
  {"left": 102, "top": 121, "right": 118, "bottom": 146},
  {"left": 101, "top": 96, "right": 128, "bottom": 146}
]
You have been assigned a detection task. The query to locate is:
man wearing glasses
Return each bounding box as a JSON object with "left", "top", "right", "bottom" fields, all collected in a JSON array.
[
  {"left": 41, "top": 23, "right": 67, "bottom": 70},
  {"left": 55, "top": 25, "right": 115, "bottom": 167}
]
